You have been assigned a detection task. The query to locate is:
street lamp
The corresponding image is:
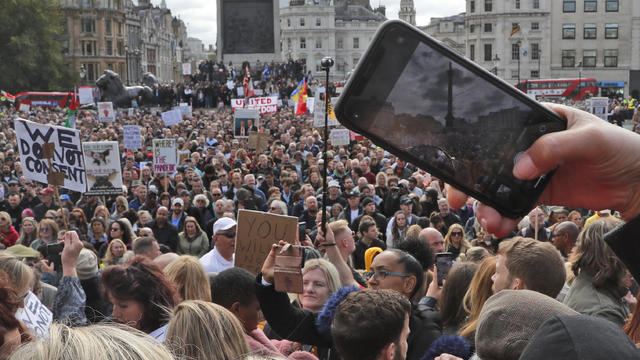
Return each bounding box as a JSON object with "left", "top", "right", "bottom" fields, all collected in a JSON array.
[
  {"left": 517, "top": 40, "right": 522, "bottom": 86},
  {"left": 577, "top": 61, "right": 583, "bottom": 99},
  {"left": 537, "top": 49, "right": 542, "bottom": 78},
  {"left": 125, "top": 45, "right": 130, "bottom": 86},
  {"left": 492, "top": 54, "right": 500, "bottom": 75}
]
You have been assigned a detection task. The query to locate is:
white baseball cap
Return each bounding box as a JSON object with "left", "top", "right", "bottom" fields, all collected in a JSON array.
[{"left": 213, "top": 217, "right": 237, "bottom": 235}]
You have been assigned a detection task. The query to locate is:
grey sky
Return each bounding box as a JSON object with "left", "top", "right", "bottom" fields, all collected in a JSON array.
[{"left": 153, "top": 0, "right": 465, "bottom": 48}]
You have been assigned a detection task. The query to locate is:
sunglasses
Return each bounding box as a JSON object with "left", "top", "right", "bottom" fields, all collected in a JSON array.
[
  {"left": 217, "top": 231, "right": 236, "bottom": 238},
  {"left": 451, "top": 232, "right": 463, "bottom": 236}
]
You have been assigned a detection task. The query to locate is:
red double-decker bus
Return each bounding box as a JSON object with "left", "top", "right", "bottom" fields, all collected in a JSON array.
[
  {"left": 516, "top": 78, "right": 598, "bottom": 101},
  {"left": 14, "top": 92, "right": 73, "bottom": 108}
]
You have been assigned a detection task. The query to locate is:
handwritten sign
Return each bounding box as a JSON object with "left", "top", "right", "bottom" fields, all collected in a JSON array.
[
  {"left": 330, "top": 128, "right": 350, "bottom": 146},
  {"left": 588, "top": 97, "right": 610, "bottom": 121},
  {"left": 15, "top": 118, "right": 86, "bottom": 192},
  {"left": 313, "top": 93, "right": 339, "bottom": 127},
  {"left": 79, "top": 86, "right": 93, "bottom": 104},
  {"left": 98, "top": 102, "right": 115, "bottom": 122},
  {"left": 234, "top": 108, "right": 260, "bottom": 138},
  {"left": 231, "top": 96, "right": 279, "bottom": 114},
  {"left": 15, "top": 292, "right": 52, "bottom": 339},
  {"left": 182, "top": 62, "right": 192, "bottom": 75},
  {"left": 83, "top": 141, "right": 123, "bottom": 195},
  {"left": 248, "top": 131, "right": 270, "bottom": 153},
  {"left": 123, "top": 125, "right": 142, "bottom": 149},
  {"left": 152, "top": 139, "right": 177, "bottom": 173},
  {"left": 235, "top": 210, "right": 297, "bottom": 275},
  {"left": 18, "top": 103, "right": 30, "bottom": 112},
  {"left": 161, "top": 109, "right": 183, "bottom": 127}
]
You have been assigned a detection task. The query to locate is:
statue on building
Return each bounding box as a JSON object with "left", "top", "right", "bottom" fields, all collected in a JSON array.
[{"left": 95, "top": 70, "right": 155, "bottom": 108}]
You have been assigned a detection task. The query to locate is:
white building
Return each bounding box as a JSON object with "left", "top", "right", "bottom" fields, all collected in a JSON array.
[
  {"left": 398, "top": 0, "right": 416, "bottom": 26},
  {"left": 421, "top": 14, "right": 466, "bottom": 55},
  {"left": 280, "top": 0, "right": 386, "bottom": 79}
]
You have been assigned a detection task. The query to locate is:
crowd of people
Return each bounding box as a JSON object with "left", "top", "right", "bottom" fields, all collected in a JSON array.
[{"left": 0, "top": 84, "right": 640, "bottom": 360}]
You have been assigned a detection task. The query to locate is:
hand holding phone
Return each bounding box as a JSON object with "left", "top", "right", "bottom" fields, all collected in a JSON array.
[{"left": 435, "top": 252, "right": 454, "bottom": 287}]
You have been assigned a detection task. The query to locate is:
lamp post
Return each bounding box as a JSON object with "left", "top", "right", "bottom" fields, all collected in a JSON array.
[
  {"left": 577, "top": 61, "right": 583, "bottom": 99},
  {"left": 134, "top": 49, "right": 141, "bottom": 83},
  {"left": 517, "top": 40, "right": 522, "bottom": 86},
  {"left": 125, "top": 45, "right": 130, "bottom": 86},
  {"left": 320, "top": 56, "right": 334, "bottom": 234},
  {"left": 492, "top": 54, "right": 500, "bottom": 75},
  {"left": 79, "top": 65, "right": 86, "bottom": 86},
  {"left": 538, "top": 49, "right": 542, "bottom": 78}
]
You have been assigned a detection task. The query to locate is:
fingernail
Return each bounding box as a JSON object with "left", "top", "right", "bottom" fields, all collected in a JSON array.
[
  {"left": 513, "top": 153, "right": 537, "bottom": 179},
  {"left": 480, "top": 217, "right": 488, "bottom": 229}
]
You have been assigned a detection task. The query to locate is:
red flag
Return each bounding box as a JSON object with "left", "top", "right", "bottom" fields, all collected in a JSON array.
[{"left": 295, "top": 79, "right": 308, "bottom": 115}]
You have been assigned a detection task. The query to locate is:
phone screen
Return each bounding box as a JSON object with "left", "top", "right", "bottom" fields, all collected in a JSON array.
[
  {"left": 436, "top": 253, "right": 454, "bottom": 286},
  {"left": 338, "top": 22, "right": 566, "bottom": 217}
]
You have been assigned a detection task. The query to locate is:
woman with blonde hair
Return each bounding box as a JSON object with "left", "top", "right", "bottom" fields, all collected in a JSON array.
[
  {"left": 458, "top": 256, "right": 496, "bottom": 347},
  {"left": 29, "top": 219, "right": 59, "bottom": 250},
  {"left": 101, "top": 239, "right": 133, "bottom": 266},
  {"left": 111, "top": 196, "right": 129, "bottom": 221},
  {"left": 164, "top": 255, "right": 212, "bottom": 302},
  {"left": 165, "top": 300, "right": 250, "bottom": 360},
  {"left": 444, "top": 223, "right": 471, "bottom": 260},
  {"left": 296, "top": 259, "right": 342, "bottom": 312},
  {"left": 16, "top": 217, "right": 38, "bottom": 248},
  {"left": 405, "top": 224, "right": 423, "bottom": 240},
  {"left": 0, "top": 211, "right": 18, "bottom": 248},
  {"left": 9, "top": 323, "right": 175, "bottom": 360},
  {"left": 0, "top": 253, "right": 34, "bottom": 302},
  {"left": 177, "top": 217, "right": 209, "bottom": 257}
]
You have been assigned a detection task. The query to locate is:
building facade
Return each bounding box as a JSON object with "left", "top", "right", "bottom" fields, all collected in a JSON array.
[
  {"left": 398, "top": 0, "right": 416, "bottom": 26},
  {"left": 280, "top": 0, "right": 386, "bottom": 79},
  {"left": 421, "top": 14, "right": 466, "bottom": 55}
]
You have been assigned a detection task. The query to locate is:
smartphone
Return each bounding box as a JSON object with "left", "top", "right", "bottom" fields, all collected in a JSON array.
[
  {"left": 335, "top": 20, "right": 567, "bottom": 218},
  {"left": 435, "top": 252, "right": 454, "bottom": 286},
  {"left": 39, "top": 242, "right": 65, "bottom": 272},
  {"left": 298, "top": 223, "right": 307, "bottom": 242}
]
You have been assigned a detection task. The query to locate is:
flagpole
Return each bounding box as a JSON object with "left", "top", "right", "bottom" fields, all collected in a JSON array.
[{"left": 320, "top": 57, "right": 334, "bottom": 233}]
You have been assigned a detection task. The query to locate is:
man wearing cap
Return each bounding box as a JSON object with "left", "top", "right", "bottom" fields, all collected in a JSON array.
[
  {"left": 338, "top": 192, "right": 363, "bottom": 231},
  {"left": 150, "top": 206, "right": 179, "bottom": 252},
  {"left": 170, "top": 198, "right": 187, "bottom": 231},
  {"left": 199, "top": 217, "right": 237, "bottom": 273},
  {"left": 34, "top": 187, "right": 59, "bottom": 221},
  {"left": 324, "top": 180, "right": 346, "bottom": 208}
]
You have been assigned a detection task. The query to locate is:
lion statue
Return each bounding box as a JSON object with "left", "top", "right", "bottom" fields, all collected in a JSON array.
[{"left": 95, "top": 70, "right": 155, "bottom": 108}]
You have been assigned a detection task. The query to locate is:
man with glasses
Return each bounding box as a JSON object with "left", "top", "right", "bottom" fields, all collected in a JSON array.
[
  {"left": 199, "top": 217, "right": 236, "bottom": 273},
  {"left": 519, "top": 206, "right": 551, "bottom": 242}
]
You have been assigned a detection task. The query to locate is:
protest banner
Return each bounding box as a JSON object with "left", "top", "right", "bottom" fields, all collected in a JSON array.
[
  {"left": 182, "top": 62, "right": 191, "bottom": 75},
  {"left": 98, "top": 102, "right": 115, "bottom": 122},
  {"left": 18, "top": 103, "right": 30, "bottom": 112},
  {"left": 123, "top": 125, "right": 142, "bottom": 149},
  {"left": 78, "top": 86, "right": 93, "bottom": 104},
  {"left": 83, "top": 141, "right": 123, "bottom": 195},
  {"left": 234, "top": 108, "right": 260, "bottom": 138},
  {"left": 588, "top": 97, "right": 610, "bottom": 121},
  {"left": 330, "top": 129, "right": 351, "bottom": 146},
  {"left": 15, "top": 118, "right": 86, "bottom": 193},
  {"left": 235, "top": 210, "right": 297, "bottom": 275},
  {"left": 178, "top": 150, "right": 191, "bottom": 164},
  {"left": 313, "top": 93, "right": 339, "bottom": 127},
  {"left": 162, "top": 109, "right": 183, "bottom": 127},
  {"left": 152, "top": 139, "right": 177, "bottom": 174},
  {"left": 248, "top": 131, "right": 270, "bottom": 153},
  {"left": 15, "top": 292, "right": 52, "bottom": 339},
  {"left": 231, "top": 96, "right": 278, "bottom": 114}
]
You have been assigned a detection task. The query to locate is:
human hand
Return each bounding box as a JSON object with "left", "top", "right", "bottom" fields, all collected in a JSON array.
[
  {"left": 447, "top": 103, "right": 640, "bottom": 238},
  {"left": 261, "top": 240, "right": 287, "bottom": 284},
  {"left": 315, "top": 223, "right": 336, "bottom": 247},
  {"left": 301, "top": 234, "right": 314, "bottom": 248},
  {"left": 38, "top": 259, "right": 54, "bottom": 274},
  {"left": 61, "top": 231, "right": 84, "bottom": 278},
  {"left": 426, "top": 265, "right": 443, "bottom": 301}
]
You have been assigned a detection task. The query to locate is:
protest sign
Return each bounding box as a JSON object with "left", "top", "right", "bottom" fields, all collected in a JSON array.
[
  {"left": 162, "top": 109, "right": 183, "bottom": 127},
  {"left": 15, "top": 119, "right": 86, "bottom": 192},
  {"left": 227, "top": 80, "right": 235, "bottom": 90},
  {"left": 127, "top": 108, "right": 134, "bottom": 116},
  {"left": 178, "top": 103, "right": 192, "bottom": 119},
  {"left": 18, "top": 103, "right": 30, "bottom": 112},
  {"left": 79, "top": 86, "right": 93, "bottom": 104},
  {"left": 307, "top": 97, "right": 315, "bottom": 114},
  {"left": 15, "top": 292, "right": 52, "bottom": 339},
  {"left": 254, "top": 89, "right": 264, "bottom": 96},
  {"left": 178, "top": 150, "right": 191, "bottom": 164},
  {"left": 248, "top": 131, "right": 270, "bottom": 153},
  {"left": 588, "top": 97, "right": 610, "bottom": 121},
  {"left": 330, "top": 129, "right": 351, "bottom": 146},
  {"left": 313, "top": 93, "right": 339, "bottom": 127},
  {"left": 152, "top": 139, "right": 177, "bottom": 174},
  {"left": 123, "top": 125, "right": 142, "bottom": 149},
  {"left": 83, "top": 141, "right": 123, "bottom": 195},
  {"left": 235, "top": 210, "right": 297, "bottom": 275},
  {"left": 231, "top": 96, "right": 279, "bottom": 114},
  {"left": 234, "top": 108, "right": 260, "bottom": 138},
  {"left": 182, "top": 62, "right": 191, "bottom": 75},
  {"left": 98, "top": 102, "right": 115, "bottom": 122}
]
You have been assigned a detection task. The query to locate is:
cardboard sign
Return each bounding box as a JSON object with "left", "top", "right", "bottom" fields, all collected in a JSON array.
[
  {"left": 231, "top": 96, "right": 279, "bottom": 114},
  {"left": 178, "top": 103, "right": 192, "bottom": 119},
  {"left": 235, "top": 210, "right": 298, "bottom": 275},
  {"left": 234, "top": 108, "right": 260, "bottom": 138},
  {"left": 330, "top": 129, "right": 350, "bottom": 146},
  {"left": 15, "top": 291, "right": 52, "bottom": 339},
  {"left": 588, "top": 97, "right": 610, "bottom": 121},
  {"left": 83, "top": 141, "right": 123, "bottom": 195},
  {"left": 306, "top": 97, "right": 315, "bottom": 114},
  {"left": 123, "top": 125, "right": 142, "bottom": 149},
  {"left": 248, "top": 131, "right": 270, "bottom": 153},
  {"left": 313, "top": 93, "right": 339, "bottom": 127},
  {"left": 152, "top": 139, "right": 177, "bottom": 173},
  {"left": 98, "top": 102, "right": 115, "bottom": 122},
  {"left": 15, "top": 118, "right": 86, "bottom": 192},
  {"left": 79, "top": 86, "right": 93, "bottom": 104},
  {"left": 274, "top": 244, "right": 304, "bottom": 294},
  {"left": 18, "top": 103, "right": 30, "bottom": 112},
  {"left": 182, "top": 62, "right": 192, "bottom": 75},
  {"left": 178, "top": 150, "right": 191, "bottom": 164},
  {"left": 161, "top": 109, "right": 183, "bottom": 127}
]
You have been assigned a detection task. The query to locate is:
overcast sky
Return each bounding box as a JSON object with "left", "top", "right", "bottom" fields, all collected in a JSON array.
[{"left": 153, "top": 0, "right": 466, "bottom": 48}]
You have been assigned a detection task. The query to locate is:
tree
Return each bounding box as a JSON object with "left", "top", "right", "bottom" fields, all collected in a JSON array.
[{"left": 0, "top": 0, "right": 78, "bottom": 93}]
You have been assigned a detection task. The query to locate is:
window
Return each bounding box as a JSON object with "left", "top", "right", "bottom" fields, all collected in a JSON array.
[
  {"left": 117, "top": 22, "right": 122, "bottom": 36},
  {"left": 562, "top": 50, "right": 576, "bottom": 67},
  {"left": 606, "top": 0, "right": 619, "bottom": 11},
  {"left": 515, "top": 0, "right": 520, "bottom": 9},
  {"left": 484, "top": 23, "right": 492, "bottom": 32},
  {"left": 300, "top": 37, "right": 306, "bottom": 49},
  {"left": 470, "top": 24, "right": 475, "bottom": 33},
  {"left": 512, "top": 43, "right": 520, "bottom": 60},
  {"left": 511, "top": 70, "right": 519, "bottom": 79},
  {"left": 470, "top": 0, "right": 475, "bottom": 12},
  {"left": 604, "top": 49, "right": 618, "bottom": 67},
  {"left": 316, "top": 18, "right": 321, "bottom": 26},
  {"left": 531, "top": 70, "right": 539, "bottom": 78},
  {"left": 470, "top": 44, "right": 475, "bottom": 61},
  {"left": 584, "top": 24, "right": 597, "bottom": 39},
  {"left": 287, "top": 19, "right": 291, "bottom": 27},
  {"left": 531, "top": 43, "right": 539, "bottom": 60},
  {"left": 533, "top": 0, "right": 539, "bottom": 9},
  {"left": 605, "top": 24, "right": 619, "bottom": 39},
  {"left": 287, "top": 38, "right": 291, "bottom": 49},
  {"left": 105, "top": 20, "right": 112, "bottom": 34},
  {"left": 300, "top": 17, "right": 305, "bottom": 26},
  {"left": 353, "top": 37, "right": 359, "bottom": 49},
  {"left": 583, "top": 50, "right": 596, "bottom": 67},
  {"left": 81, "top": 19, "right": 95, "bottom": 33},
  {"left": 584, "top": 0, "right": 597, "bottom": 12},
  {"left": 337, "top": 38, "right": 343, "bottom": 49},
  {"left": 563, "top": 0, "right": 576, "bottom": 12},
  {"left": 353, "top": 57, "right": 360, "bottom": 66},
  {"left": 485, "top": 0, "right": 492, "bottom": 11},
  {"left": 337, "top": 61, "right": 345, "bottom": 72},
  {"left": 106, "top": 40, "right": 113, "bottom": 55},
  {"left": 84, "top": 63, "right": 98, "bottom": 81},
  {"left": 562, "top": 24, "right": 576, "bottom": 39},
  {"left": 531, "top": 22, "right": 539, "bottom": 30},
  {"left": 484, "top": 43, "right": 492, "bottom": 61},
  {"left": 107, "top": 63, "right": 113, "bottom": 70},
  {"left": 147, "top": 49, "right": 156, "bottom": 62},
  {"left": 315, "top": 39, "right": 322, "bottom": 49},
  {"left": 81, "top": 40, "right": 96, "bottom": 55}
]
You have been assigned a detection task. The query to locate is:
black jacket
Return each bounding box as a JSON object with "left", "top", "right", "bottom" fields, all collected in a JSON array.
[{"left": 149, "top": 220, "right": 179, "bottom": 252}]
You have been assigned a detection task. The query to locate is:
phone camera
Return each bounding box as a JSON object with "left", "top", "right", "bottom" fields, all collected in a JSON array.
[{"left": 538, "top": 124, "right": 548, "bottom": 133}]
